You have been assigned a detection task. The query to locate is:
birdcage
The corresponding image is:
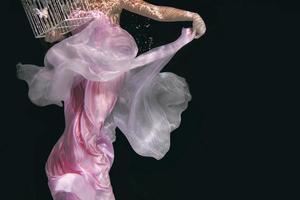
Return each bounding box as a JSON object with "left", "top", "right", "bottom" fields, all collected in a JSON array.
[{"left": 21, "top": 0, "right": 94, "bottom": 38}]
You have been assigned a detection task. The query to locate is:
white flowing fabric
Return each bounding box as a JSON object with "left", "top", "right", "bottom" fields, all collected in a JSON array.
[
  {"left": 17, "top": 11, "right": 195, "bottom": 200},
  {"left": 17, "top": 14, "right": 194, "bottom": 159}
]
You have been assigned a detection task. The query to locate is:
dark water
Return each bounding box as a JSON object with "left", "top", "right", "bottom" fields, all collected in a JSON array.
[{"left": 1, "top": 0, "right": 297, "bottom": 199}]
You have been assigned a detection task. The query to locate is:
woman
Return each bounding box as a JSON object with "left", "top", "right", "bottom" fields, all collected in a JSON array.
[{"left": 17, "top": 0, "right": 206, "bottom": 199}]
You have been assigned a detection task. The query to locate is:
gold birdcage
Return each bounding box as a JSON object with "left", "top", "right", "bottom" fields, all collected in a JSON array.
[{"left": 21, "top": 0, "right": 94, "bottom": 38}]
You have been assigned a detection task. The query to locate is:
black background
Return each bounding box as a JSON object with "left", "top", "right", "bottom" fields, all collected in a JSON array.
[{"left": 1, "top": 0, "right": 298, "bottom": 199}]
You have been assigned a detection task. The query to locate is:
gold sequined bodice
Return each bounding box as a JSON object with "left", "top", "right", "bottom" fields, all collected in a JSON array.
[{"left": 88, "top": 0, "right": 122, "bottom": 24}]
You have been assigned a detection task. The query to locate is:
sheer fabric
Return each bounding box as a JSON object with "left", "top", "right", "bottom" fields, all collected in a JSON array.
[{"left": 17, "top": 12, "right": 194, "bottom": 200}]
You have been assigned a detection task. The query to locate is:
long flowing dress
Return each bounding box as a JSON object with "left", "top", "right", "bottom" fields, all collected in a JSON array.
[{"left": 17, "top": 11, "right": 195, "bottom": 200}]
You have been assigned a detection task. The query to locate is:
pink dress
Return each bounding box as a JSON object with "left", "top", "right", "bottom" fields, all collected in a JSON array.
[{"left": 17, "top": 11, "right": 195, "bottom": 200}]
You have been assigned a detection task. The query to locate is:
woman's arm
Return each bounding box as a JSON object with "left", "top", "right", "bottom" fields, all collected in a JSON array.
[{"left": 121, "top": 0, "right": 206, "bottom": 38}]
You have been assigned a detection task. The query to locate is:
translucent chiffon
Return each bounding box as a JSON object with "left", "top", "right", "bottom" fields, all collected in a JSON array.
[{"left": 17, "top": 12, "right": 195, "bottom": 200}]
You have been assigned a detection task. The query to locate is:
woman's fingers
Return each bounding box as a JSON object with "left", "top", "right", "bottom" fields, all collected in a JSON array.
[
  {"left": 192, "top": 13, "right": 206, "bottom": 39},
  {"left": 194, "top": 34, "right": 201, "bottom": 39},
  {"left": 45, "top": 30, "right": 64, "bottom": 43}
]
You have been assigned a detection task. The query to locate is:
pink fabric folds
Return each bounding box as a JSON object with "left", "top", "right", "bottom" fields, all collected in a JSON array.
[{"left": 17, "top": 11, "right": 195, "bottom": 200}]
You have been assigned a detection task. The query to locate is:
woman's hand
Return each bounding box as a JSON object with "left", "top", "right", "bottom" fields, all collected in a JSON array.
[
  {"left": 45, "top": 30, "right": 65, "bottom": 43},
  {"left": 192, "top": 13, "right": 206, "bottom": 39}
]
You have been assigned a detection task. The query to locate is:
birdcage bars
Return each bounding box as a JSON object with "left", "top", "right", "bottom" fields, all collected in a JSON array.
[{"left": 21, "top": 0, "right": 94, "bottom": 38}]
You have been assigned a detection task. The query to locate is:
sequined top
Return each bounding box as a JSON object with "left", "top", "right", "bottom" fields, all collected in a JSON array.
[
  {"left": 54, "top": 0, "right": 205, "bottom": 41},
  {"left": 88, "top": 0, "right": 122, "bottom": 24},
  {"left": 85, "top": 0, "right": 201, "bottom": 25}
]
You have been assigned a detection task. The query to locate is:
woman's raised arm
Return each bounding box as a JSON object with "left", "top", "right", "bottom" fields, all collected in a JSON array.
[{"left": 121, "top": 0, "right": 206, "bottom": 38}]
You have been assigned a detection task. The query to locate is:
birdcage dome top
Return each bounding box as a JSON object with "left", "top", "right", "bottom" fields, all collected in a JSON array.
[{"left": 21, "top": 0, "right": 97, "bottom": 38}]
